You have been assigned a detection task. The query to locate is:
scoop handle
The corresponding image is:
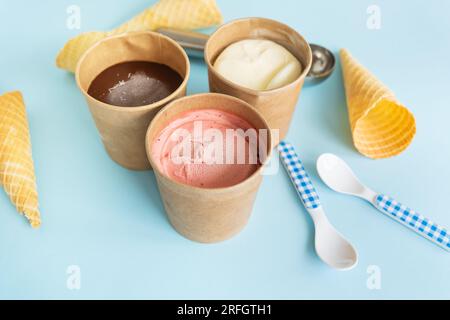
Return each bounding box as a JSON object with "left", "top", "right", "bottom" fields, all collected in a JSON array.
[
  {"left": 278, "top": 141, "right": 321, "bottom": 209},
  {"left": 374, "top": 194, "right": 450, "bottom": 252},
  {"left": 156, "top": 28, "right": 207, "bottom": 58}
]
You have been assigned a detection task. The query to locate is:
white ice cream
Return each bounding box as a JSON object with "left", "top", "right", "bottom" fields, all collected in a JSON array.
[{"left": 213, "top": 39, "right": 302, "bottom": 91}]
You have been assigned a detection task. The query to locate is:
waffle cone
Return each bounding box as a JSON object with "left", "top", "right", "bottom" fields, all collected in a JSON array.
[
  {"left": 56, "top": 0, "right": 223, "bottom": 72},
  {"left": 340, "top": 49, "right": 416, "bottom": 159},
  {"left": 0, "top": 91, "right": 40, "bottom": 227}
]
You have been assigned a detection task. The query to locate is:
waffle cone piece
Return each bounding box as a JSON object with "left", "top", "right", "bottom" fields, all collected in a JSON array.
[
  {"left": 56, "top": 0, "right": 223, "bottom": 72},
  {"left": 340, "top": 49, "right": 416, "bottom": 159},
  {"left": 0, "top": 91, "right": 40, "bottom": 227}
]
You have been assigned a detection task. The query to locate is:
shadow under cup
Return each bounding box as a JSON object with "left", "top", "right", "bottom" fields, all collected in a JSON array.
[
  {"left": 76, "top": 31, "right": 190, "bottom": 170},
  {"left": 146, "top": 93, "right": 273, "bottom": 243},
  {"left": 205, "top": 17, "right": 312, "bottom": 144}
]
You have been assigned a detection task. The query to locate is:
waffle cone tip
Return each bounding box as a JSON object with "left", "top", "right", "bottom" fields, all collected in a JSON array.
[
  {"left": 56, "top": 31, "right": 107, "bottom": 72},
  {"left": 24, "top": 209, "right": 41, "bottom": 228}
]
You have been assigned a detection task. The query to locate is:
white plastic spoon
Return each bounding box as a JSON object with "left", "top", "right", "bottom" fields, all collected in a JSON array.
[
  {"left": 317, "top": 153, "right": 450, "bottom": 252},
  {"left": 278, "top": 142, "right": 358, "bottom": 270}
]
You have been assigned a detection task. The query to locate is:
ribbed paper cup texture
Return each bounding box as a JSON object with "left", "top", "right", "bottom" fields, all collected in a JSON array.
[
  {"left": 340, "top": 49, "right": 416, "bottom": 159},
  {"left": 76, "top": 31, "right": 190, "bottom": 170},
  {"left": 146, "top": 93, "right": 273, "bottom": 243},
  {"left": 205, "top": 17, "right": 312, "bottom": 144}
]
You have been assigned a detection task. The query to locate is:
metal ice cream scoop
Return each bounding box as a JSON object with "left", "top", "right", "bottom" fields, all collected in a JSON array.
[{"left": 157, "top": 28, "right": 336, "bottom": 84}]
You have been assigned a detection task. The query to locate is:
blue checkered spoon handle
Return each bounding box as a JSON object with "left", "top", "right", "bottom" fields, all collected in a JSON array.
[
  {"left": 278, "top": 143, "right": 359, "bottom": 270},
  {"left": 374, "top": 195, "right": 450, "bottom": 251},
  {"left": 278, "top": 141, "right": 321, "bottom": 209},
  {"left": 317, "top": 153, "right": 450, "bottom": 252}
]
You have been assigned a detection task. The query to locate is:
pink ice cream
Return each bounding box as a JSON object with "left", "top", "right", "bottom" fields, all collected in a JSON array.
[{"left": 151, "top": 109, "right": 260, "bottom": 188}]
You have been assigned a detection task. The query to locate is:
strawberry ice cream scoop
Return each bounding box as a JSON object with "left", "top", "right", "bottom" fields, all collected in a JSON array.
[{"left": 151, "top": 109, "right": 260, "bottom": 188}]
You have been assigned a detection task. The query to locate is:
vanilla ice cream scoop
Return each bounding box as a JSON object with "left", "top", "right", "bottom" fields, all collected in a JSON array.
[{"left": 213, "top": 39, "right": 302, "bottom": 91}]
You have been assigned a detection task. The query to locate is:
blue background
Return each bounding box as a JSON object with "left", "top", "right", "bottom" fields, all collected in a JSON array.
[{"left": 1, "top": 0, "right": 449, "bottom": 299}]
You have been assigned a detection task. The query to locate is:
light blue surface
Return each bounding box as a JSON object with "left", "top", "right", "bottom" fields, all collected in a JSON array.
[{"left": 1, "top": 0, "right": 450, "bottom": 299}]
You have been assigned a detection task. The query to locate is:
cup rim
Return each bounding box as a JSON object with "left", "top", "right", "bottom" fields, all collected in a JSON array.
[
  {"left": 145, "top": 92, "right": 274, "bottom": 193},
  {"left": 204, "top": 17, "right": 313, "bottom": 96},
  {"left": 75, "top": 30, "right": 190, "bottom": 113}
]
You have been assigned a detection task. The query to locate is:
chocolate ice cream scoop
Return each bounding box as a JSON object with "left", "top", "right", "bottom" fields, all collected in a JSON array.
[{"left": 88, "top": 61, "right": 183, "bottom": 107}]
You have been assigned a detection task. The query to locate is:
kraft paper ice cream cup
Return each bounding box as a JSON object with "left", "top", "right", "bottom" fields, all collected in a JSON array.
[
  {"left": 76, "top": 31, "right": 190, "bottom": 170},
  {"left": 205, "top": 17, "right": 312, "bottom": 144},
  {"left": 146, "top": 93, "right": 273, "bottom": 243}
]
